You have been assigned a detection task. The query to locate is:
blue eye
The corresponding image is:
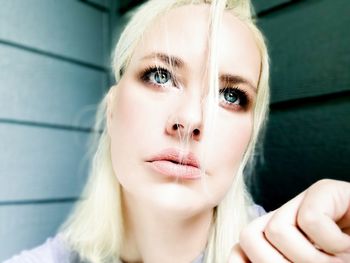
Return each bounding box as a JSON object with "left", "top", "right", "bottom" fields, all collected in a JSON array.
[
  {"left": 222, "top": 88, "right": 239, "bottom": 104},
  {"left": 220, "top": 88, "right": 240, "bottom": 104},
  {"left": 153, "top": 70, "right": 171, "bottom": 85},
  {"left": 219, "top": 87, "right": 248, "bottom": 109},
  {"left": 140, "top": 66, "right": 175, "bottom": 87}
]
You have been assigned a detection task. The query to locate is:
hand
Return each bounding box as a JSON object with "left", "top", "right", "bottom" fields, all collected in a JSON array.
[{"left": 229, "top": 179, "right": 350, "bottom": 263}]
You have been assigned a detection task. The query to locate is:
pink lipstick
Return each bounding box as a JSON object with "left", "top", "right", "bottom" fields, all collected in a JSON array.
[{"left": 146, "top": 148, "right": 201, "bottom": 179}]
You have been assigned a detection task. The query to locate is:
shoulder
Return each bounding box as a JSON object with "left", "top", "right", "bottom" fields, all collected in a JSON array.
[{"left": 3, "top": 233, "right": 82, "bottom": 263}]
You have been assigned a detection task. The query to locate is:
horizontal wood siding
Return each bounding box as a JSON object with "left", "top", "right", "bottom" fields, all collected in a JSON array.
[
  {"left": 258, "top": 0, "right": 350, "bottom": 103},
  {"left": 0, "top": 44, "right": 107, "bottom": 129},
  {"left": 0, "top": 0, "right": 108, "bottom": 67},
  {"left": 252, "top": 96, "right": 350, "bottom": 211},
  {"left": 0, "top": 202, "right": 76, "bottom": 260},
  {"left": 252, "top": 0, "right": 291, "bottom": 14},
  {"left": 83, "top": 0, "right": 111, "bottom": 9},
  {"left": 0, "top": 0, "right": 112, "bottom": 260},
  {"left": 0, "top": 123, "right": 91, "bottom": 202},
  {"left": 249, "top": 0, "right": 350, "bottom": 210}
]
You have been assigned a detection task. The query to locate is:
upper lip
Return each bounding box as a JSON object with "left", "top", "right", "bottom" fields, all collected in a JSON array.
[{"left": 147, "top": 148, "right": 200, "bottom": 168}]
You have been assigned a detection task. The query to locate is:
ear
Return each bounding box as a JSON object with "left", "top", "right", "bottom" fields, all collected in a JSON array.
[{"left": 106, "top": 85, "right": 117, "bottom": 136}]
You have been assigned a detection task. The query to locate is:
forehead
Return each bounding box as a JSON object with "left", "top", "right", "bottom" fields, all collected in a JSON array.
[{"left": 130, "top": 4, "right": 261, "bottom": 87}]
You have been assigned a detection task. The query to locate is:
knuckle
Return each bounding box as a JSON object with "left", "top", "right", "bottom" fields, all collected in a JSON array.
[
  {"left": 264, "top": 220, "right": 284, "bottom": 242},
  {"left": 313, "top": 178, "right": 334, "bottom": 189},
  {"left": 297, "top": 209, "right": 318, "bottom": 229}
]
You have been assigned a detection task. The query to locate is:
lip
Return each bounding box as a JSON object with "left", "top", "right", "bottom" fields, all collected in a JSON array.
[{"left": 146, "top": 148, "right": 201, "bottom": 179}]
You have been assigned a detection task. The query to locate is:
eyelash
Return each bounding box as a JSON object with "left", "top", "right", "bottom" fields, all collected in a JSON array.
[
  {"left": 219, "top": 87, "right": 249, "bottom": 110},
  {"left": 140, "top": 65, "right": 177, "bottom": 88},
  {"left": 139, "top": 65, "right": 251, "bottom": 110}
]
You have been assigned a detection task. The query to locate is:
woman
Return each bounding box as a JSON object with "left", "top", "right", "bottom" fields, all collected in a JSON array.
[{"left": 5, "top": 0, "right": 349, "bottom": 262}]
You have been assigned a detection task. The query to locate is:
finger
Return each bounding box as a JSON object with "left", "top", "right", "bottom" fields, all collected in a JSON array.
[
  {"left": 343, "top": 227, "right": 350, "bottom": 235},
  {"left": 239, "top": 212, "right": 290, "bottom": 263},
  {"left": 337, "top": 200, "right": 350, "bottom": 229},
  {"left": 228, "top": 243, "right": 250, "bottom": 263},
  {"left": 337, "top": 251, "right": 350, "bottom": 263},
  {"left": 297, "top": 179, "right": 350, "bottom": 254},
  {"left": 264, "top": 192, "right": 340, "bottom": 263}
]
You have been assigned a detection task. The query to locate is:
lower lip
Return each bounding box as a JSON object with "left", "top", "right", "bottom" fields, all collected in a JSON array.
[{"left": 147, "top": 160, "right": 201, "bottom": 180}]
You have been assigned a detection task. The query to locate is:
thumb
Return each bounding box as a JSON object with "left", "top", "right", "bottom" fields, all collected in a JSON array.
[{"left": 228, "top": 243, "right": 250, "bottom": 263}]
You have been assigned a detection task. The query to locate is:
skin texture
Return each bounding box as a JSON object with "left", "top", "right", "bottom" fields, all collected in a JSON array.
[
  {"left": 229, "top": 179, "right": 350, "bottom": 263},
  {"left": 108, "top": 4, "right": 260, "bottom": 216},
  {"left": 106, "top": 3, "right": 350, "bottom": 263},
  {"left": 107, "top": 4, "right": 260, "bottom": 263}
]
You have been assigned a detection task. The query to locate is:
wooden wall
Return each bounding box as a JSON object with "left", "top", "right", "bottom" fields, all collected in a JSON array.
[
  {"left": 250, "top": 0, "right": 350, "bottom": 211},
  {"left": 0, "top": 0, "right": 116, "bottom": 260}
]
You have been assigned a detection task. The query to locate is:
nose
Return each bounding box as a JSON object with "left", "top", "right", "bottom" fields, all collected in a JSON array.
[{"left": 165, "top": 94, "right": 203, "bottom": 142}]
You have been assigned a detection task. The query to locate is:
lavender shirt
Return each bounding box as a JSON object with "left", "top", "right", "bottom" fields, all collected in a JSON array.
[
  {"left": 4, "top": 205, "right": 265, "bottom": 263},
  {"left": 3, "top": 235, "right": 203, "bottom": 263}
]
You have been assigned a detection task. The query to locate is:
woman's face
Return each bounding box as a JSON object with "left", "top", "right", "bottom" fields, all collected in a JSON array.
[{"left": 107, "top": 4, "right": 261, "bottom": 216}]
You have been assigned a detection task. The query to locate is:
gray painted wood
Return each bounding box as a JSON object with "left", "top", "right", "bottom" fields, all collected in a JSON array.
[
  {"left": 0, "top": 44, "right": 107, "bottom": 129},
  {"left": 258, "top": 0, "right": 350, "bottom": 103},
  {"left": 0, "top": 123, "right": 91, "bottom": 201},
  {"left": 84, "top": 0, "right": 111, "bottom": 9},
  {"left": 252, "top": 96, "right": 350, "bottom": 211},
  {"left": 0, "top": 0, "right": 110, "bottom": 260},
  {"left": 0, "top": 202, "right": 75, "bottom": 261},
  {"left": 252, "top": 0, "right": 290, "bottom": 14},
  {"left": 0, "top": 0, "right": 108, "bottom": 67}
]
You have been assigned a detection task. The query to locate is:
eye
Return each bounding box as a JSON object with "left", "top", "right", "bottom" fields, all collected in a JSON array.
[
  {"left": 154, "top": 70, "right": 171, "bottom": 84},
  {"left": 140, "top": 66, "right": 176, "bottom": 87},
  {"left": 219, "top": 87, "right": 249, "bottom": 110},
  {"left": 222, "top": 88, "right": 240, "bottom": 104}
]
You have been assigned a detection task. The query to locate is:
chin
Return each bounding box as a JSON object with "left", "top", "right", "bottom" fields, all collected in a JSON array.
[{"left": 145, "top": 184, "right": 216, "bottom": 219}]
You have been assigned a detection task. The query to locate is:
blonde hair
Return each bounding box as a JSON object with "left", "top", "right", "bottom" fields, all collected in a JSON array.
[{"left": 59, "top": 0, "right": 270, "bottom": 262}]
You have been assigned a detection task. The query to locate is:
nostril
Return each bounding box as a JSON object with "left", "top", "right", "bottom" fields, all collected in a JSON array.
[
  {"left": 172, "top": 124, "right": 184, "bottom": 131},
  {"left": 170, "top": 123, "right": 200, "bottom": 138},
  {"left": 193, "top": 129, "right": 200, "bottom": 136}
]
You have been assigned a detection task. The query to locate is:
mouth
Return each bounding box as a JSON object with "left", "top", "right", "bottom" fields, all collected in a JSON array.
[{"left": 146, "top": 148, "right": 201, "bottom": 179}]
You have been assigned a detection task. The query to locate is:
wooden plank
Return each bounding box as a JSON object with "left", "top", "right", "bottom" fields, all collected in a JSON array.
[
  {"left": 257, "top": 0, "right": 350, "bottom": 103},
  {"left": 0, "top": 202, "right": 75, "bottom": 261},
  {"left": 0, "top": 0, "right": 108, "bottom": 67},
  {"left": 252, "top": 96, "right": 350, "bottom": 211},
  {"left": 252, "top": 0, "right": 290, "bottom": 14},
  {"left": 0, "top": 123, "right": 91, "bottom": 201},
  {"left": 84, "top": 0, "right": 111, "bottom": 9},
  {"left": 0, "top": 44, "right": 107, "bottom": 129}
]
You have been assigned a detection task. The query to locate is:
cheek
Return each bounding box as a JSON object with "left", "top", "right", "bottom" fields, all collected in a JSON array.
[
  {"left": 204, "top": 115, "right": 253, "bottom": 195},
  {"left": 108, "top": 82, "right": 171, "bottom": 188},
  {"left": 108, "top": 83, "right": 153, "bottom": 187},
  {"left": 110, "top": 83, "right": 156, "bottom": 152},
  {"left": 217, "top": 116, "right": 252, "bottom": 166}
]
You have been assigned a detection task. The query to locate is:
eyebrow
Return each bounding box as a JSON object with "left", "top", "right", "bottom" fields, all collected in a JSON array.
[
  {"left": 220, "top": 74, "right": 257, "bottom": 93},
  {"left": 141, "top": 52, "right": 257, "bottom": 93},
  {"left": 141, "top": 52, "right": 185, "bottom": 68}
]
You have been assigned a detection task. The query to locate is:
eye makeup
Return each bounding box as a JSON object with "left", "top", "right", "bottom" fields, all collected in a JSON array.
[
  {"left": 138, "top": 64, "right": 254, "bottom": 111},
  {"left": 139, "top": 65, "right": 178, "bottom": 89},
  {"left": 218, "top": 87, "right": 250, "bottom": 111}
]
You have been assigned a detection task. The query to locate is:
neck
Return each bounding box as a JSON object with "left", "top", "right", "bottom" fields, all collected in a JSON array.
[{"left": 120, "top": 192, "right": 214, "bottom": 263}]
